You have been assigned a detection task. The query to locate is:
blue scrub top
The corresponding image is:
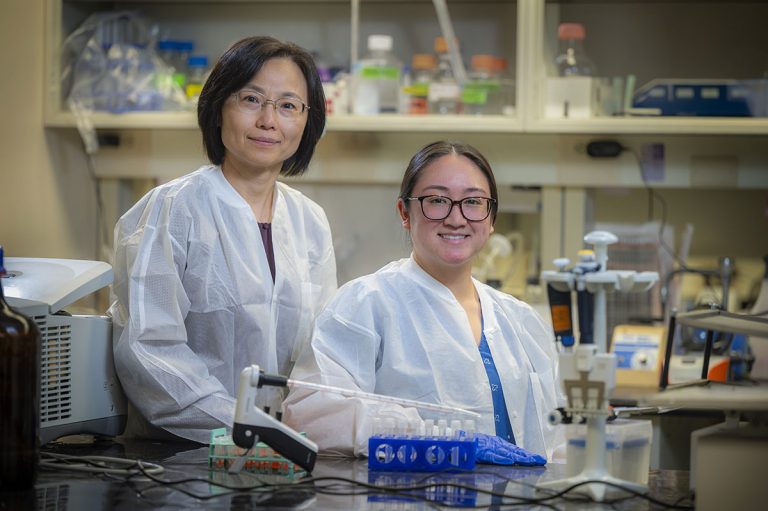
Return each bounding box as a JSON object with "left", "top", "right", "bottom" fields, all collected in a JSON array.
[{"left": 478, "top": 324, "right": 516, "bottom": 444}]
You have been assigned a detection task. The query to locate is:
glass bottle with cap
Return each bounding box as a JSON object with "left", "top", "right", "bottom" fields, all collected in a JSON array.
[
  {"left": 462, "top": 54, "right": 501, "bottom": 115},
  {"left": 405, "top": 53, "right": 437, "bottom": 114},
  {"left": 495, "top": 57, "right": 516, "bottom": 116},
  {"left": 554, "top": 23, "right": 595, "bottom": 77},
  {"left": 185, "top": 54, "right": 209, "bottom": 103},
  {"left": 0, "top": 246, "right": 41, "bottom": 490},
  {"left": 428, "top": 36, "right": 461, "bottom": 114}
]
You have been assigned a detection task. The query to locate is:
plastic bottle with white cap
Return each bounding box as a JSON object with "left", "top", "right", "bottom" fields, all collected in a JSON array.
[{"left": 352, "top": 34, "right": 402, "bottom": 115}]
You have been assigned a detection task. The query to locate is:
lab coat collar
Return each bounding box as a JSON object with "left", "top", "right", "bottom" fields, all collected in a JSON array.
[
  {"left": 207, "top": 165, "right": 282, "bottom": 218},
  {"left": 403, "top": 256, "right": 501, "bottom": 325},
  {"left": 402, "top": 255, "right": 478, "bottom": 307}
]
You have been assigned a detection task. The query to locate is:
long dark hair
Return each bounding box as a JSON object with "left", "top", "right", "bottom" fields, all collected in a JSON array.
[{"left": 197, "top": 36, "right": 326, "bottom": 176}]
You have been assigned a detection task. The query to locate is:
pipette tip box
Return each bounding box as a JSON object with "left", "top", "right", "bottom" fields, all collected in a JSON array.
[{"left": 208, "top": 428, "right": 306, "bottom": 477}]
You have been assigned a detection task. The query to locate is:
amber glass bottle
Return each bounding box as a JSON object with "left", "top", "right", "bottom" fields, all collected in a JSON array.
[{"left": 0, "top": 247, "right": 41, "bottom": 490}]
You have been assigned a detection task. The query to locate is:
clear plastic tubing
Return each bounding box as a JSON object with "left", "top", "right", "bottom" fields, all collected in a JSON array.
[{"left": 286, "top": 378, "right": 481, "bottom": 419}]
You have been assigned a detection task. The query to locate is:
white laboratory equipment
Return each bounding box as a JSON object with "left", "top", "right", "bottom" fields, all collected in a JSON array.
[
  {"left": 2, "top": 257, "right": 127, "bottom": 444},
  {"left": 539, "top": 231, "right": 658, "bottom": 502},
  {"left": 648, "top": 308, "right": 768, "bottom": 511}
]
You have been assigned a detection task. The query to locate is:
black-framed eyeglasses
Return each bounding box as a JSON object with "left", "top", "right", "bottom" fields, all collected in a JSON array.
[
  {"left": 232, "top": 89, "right": 310, "bottom": 119},
  {"left": 404, "top": 195, "right": 496, "bottom": 222}
]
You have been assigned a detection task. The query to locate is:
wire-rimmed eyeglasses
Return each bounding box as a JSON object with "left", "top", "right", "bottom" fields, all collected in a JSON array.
[
  {"left": 404, "top": 195, "right": 496, "bottom": 222},
  {"left": 232, "top": 89, "right": 310, "bottom": 119}
]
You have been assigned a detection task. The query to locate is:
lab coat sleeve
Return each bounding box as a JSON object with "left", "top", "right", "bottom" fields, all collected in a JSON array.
[
  {"left": 283, "top": 287, "right": 420, "bottom": 457},
  {"left": 111, "top": 193, "right": 235, "bottom": 443},
  {"left": 515, "top": 301, "right": 567, "bottom": 460},
  {"left": 521, "top": 305, "right": 567, "bottom": 408},
  {"left": 311, "top": 209, "right": 338, "bottom": 309}
]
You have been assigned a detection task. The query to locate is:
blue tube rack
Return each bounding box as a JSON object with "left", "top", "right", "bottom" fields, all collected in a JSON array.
[{"left": 368, "top": 435, "right": 476, "bottom": 472}]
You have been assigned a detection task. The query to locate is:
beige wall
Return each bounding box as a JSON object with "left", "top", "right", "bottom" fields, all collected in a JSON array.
[{"left": 0, "top": 0, "right": 98, "bottom": 261}]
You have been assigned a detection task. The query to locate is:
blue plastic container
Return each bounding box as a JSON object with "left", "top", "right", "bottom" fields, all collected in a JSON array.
[{"left": 368, "top": 435, "right": 476, "bottom": 472}]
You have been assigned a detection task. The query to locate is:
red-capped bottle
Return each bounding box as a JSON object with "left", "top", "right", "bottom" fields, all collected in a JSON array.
[{"left": 0, "top": 246, "right": 41, "bottom": 490}]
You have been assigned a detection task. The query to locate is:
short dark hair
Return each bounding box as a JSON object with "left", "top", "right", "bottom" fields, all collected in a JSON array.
[
  {"left": 399, "top": 141, "right": 499, "bottom": 223},
  {"left": 197, "top": 36, "right": 326, "bottom": 177}
]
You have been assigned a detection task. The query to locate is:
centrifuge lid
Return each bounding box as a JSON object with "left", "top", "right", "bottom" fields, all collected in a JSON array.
[{"left": 2, "top": 257, "right": 113, "bottom": 313}]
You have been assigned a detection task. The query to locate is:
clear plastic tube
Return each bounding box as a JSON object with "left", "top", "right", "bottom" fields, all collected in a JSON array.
[{"left": 286, "top": 378, "right": 481, "bottom": 419}]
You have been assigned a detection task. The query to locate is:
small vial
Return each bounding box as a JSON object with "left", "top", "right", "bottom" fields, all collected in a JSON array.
[
  {"left": 462, "top": 419, "right": 476, "bottom": 439},
  {"left": 185, "top": 54, "right": 209, "bottom": 102},
  {"left": 437, "top": 419, "right": 448, "bottom": 437},
  {"left": 450, "top": 420, "right": 463, "bottom": 438},
  {"left": 372, "top": 417, "right": 382, "bottom": 436},
  {"left": 424, "top": 419, "right": 435, "bottom": 437},
  {"left": 382, "top": 417, "right": 396, "bottom": 436}
]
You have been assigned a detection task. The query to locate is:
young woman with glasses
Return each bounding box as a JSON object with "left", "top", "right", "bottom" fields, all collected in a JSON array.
[
  {"left": 110, "top": 36, "right": 336, "bottom": 443},
  {"left": 284, "top": 140, "right": 564, "bottom": 464}
]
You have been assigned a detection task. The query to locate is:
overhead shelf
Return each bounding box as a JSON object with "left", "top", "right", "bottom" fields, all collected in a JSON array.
[
  {"left": 44, "top": 110, "right": 768, "bottom": 135},
  {"left": 527, "top": 117, "right": 768, "bottom": 135},
  {"left": 44, "top": 111, "right": 523, "bottom": 132}
]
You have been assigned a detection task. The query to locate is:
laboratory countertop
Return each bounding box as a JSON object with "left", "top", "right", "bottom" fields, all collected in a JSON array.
[{"left": 1, "top": 437, "right": 693, "bottom": 510}]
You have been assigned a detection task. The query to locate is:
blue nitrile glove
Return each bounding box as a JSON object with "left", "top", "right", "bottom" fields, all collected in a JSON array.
[{"left": 474, "top": 433, "right": 547, "bottom": 466}]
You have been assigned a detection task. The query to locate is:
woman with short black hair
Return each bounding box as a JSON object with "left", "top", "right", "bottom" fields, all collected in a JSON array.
[{"left": 110, "top": 36, "right": 337, "bottom": 443}]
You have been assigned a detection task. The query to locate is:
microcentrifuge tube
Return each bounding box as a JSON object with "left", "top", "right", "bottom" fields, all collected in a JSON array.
[
  {"left": 383, "top": 417, "right": 396, "bottom": 436},
  {"left": 424, "top": 419, "right": 435, "bottom": 437},
  {"left": 462, "top": 419, "right": 476, "bottom": 439},
  {"left": 450, "top": 420, "right": 462, "bottom": 438}
]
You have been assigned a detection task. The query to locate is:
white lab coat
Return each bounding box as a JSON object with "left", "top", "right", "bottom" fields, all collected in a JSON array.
[
  {"left": 284, "top": 257, "right": 565, "bottom": 460},
  {"left": 109, "top": 165, "right": 337, "bottom": 444}
]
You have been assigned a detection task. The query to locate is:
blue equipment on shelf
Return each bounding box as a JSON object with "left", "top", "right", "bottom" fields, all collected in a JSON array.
[{"left": 632, "top": 79, "right": 768, "bottom": 117}]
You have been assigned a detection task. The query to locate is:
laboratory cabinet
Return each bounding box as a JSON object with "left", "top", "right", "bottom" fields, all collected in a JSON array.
[
  {"left": 44, "top": 0, "right": 768, "bottom": 135},
  {"left": 528, "top": 0, "right": 768, "bottom": 134},
  {"left": 44, "top": 0, "right": 521, "bottom": 132}
]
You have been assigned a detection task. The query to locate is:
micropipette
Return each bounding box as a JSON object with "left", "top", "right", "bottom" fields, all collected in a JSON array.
[{"left": 286, "top": 378, "right": 480, "bottom": 418}]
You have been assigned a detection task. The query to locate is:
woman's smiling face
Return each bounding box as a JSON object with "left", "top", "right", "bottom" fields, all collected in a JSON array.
[
  {"left": 220, "top": 57, "right": 309, "bottom": 176},
  {"left": 398, "top": 153, "right": 494, "bottom": 275}
]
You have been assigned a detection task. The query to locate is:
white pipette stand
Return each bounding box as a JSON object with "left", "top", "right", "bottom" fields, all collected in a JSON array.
[{"left": 539, "top": 231, "right": 658, "bottom": 502}]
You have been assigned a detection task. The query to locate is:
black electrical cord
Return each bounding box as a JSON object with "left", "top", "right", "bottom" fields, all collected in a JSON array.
[
  {"left": 144, "top": 465, "right": 693, "bottom": 509},
  {"left": 623, "top": 145, "right": 724, "bottom": 311},
  {"left": 623, "top": 147, "right": 689, "bottom": 271},
  {"left": 42, "top": 451, "right": 694, "bottom": 509}
]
